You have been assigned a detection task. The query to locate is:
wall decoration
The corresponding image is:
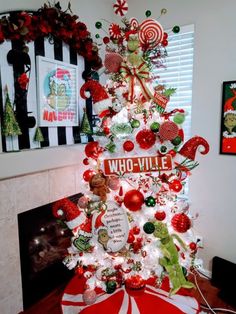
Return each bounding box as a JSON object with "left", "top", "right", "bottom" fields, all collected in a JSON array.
[
  {"left": 0, "top": 3, "right": 101, "bottom": 152},
  {"left": 220, "top": 81, "right": 236, "bottom": 154},
  {"left": 37, "top": 56, "right": 79, "bottom": 127}
]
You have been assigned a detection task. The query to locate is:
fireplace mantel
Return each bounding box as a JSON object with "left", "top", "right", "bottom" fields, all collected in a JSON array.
[{"left": 0, "top": 144, "right": 86, "bottom": 180}]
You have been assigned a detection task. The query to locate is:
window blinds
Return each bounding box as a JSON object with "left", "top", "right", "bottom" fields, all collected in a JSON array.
[{"left": 158, "top": 24, "right": 194, "bottom": 142}]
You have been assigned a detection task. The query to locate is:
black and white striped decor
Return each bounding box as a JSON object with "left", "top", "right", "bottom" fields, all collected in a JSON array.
[{"left": 0, "top": 35, "right": 91, "bottom": 152}]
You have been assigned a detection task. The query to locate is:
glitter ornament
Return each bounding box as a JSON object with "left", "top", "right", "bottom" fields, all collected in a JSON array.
[
  {"left": 123, "top": 140, "right": 135, "bottom": 152},
  {"left": 159, "top": 121, "right": 179, "bottom": 141},
  {"left": 104, "top": 52, "right": 123, "bottom": 73},
  {"left": 136, "top": 129, "right": 156, "bottom": 149},
  {"left": 124, "top": 189, "right": 144, "bottom": 211},
  {"left": 83, "top": 289, "right": 97, "bottom": 305},
  {"left": 171, "top": 213, "right": 191, "bottom": 233},
  {"left": 143, "top": 222, "right": 155, "bottom": 234},
  {"left": 155, "top": 210, "right": 166, "bottom": 221}
]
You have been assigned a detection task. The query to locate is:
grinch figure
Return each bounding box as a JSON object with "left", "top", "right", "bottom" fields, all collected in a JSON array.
[{"left": 153, "top": 221, "right": 195, "bottom": 295}]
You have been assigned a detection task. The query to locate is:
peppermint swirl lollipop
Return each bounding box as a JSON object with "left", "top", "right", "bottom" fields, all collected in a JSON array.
[
  {"left": 139, "top": 18, "right": 164, "bottom": 49},
  {"left": 129, "top": 17, "right": 139, "bottom": 30}
]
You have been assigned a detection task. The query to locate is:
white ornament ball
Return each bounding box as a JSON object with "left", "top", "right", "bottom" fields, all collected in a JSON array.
[{"left": 83, "top": 289, "right": 97, "bottom": 305}]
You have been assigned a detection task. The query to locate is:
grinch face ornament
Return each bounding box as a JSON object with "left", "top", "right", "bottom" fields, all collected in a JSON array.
[{"left": 72, "top": 234, "right": 92, "bottom": 252}]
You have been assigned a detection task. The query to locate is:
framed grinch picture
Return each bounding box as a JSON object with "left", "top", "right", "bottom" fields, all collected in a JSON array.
[
  {"left": 220, "top": 81, "right": 236, "bottom": 154},
  {"left": 36, "top": 56, "right": 79, "bottom": 127}
]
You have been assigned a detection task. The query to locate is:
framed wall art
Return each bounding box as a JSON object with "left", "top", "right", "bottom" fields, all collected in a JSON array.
[
  {"left": 36, "top": 56, "right": 79, "bottom": 127},
  {"left": 220, "top": 81, "right": 236, "bottom": 154}
]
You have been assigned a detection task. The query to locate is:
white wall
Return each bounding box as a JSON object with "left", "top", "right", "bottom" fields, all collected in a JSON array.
[{"left": 128, "top": 0, "right": 236, "bottom": 270}]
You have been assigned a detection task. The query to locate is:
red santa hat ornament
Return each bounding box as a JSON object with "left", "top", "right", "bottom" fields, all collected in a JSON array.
[
  {"left": 174, "top": 136, "right": 209, "bottom": 171},
  {"left": 52, "top": 198, "right": 85, "bottom": 230},
  {"left": 79, "top": 217, "right": 93, "bottom": 237},
  {"left": 80, "top": 80, "right": 112, "bottom": 118}
]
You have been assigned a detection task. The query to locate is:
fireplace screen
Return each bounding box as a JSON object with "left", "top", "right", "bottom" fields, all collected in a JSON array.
[{"left": 18, "top": 193, "right": 82, "bottom": 309}]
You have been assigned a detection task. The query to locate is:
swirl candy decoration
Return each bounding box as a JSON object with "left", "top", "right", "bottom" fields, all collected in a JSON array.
[
  {"left": 138, "top": 18, "right": 164, "bottom": 49},
  {"left": 113, "top": 0, "right": 128, "bottom": 16},
  {"left": 129, "top": 17, "right": 139, "bottom": 30}
]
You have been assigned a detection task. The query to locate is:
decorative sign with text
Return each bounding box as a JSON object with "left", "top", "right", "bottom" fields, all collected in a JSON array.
[
  {"left": 92, "top": 201, "right": 129, "bottom": 253},
  {"left": 102, "top": 155, "right": 172, "bottom": 175}
]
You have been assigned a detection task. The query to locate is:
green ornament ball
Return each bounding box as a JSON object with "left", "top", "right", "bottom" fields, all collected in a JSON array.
[
  {"left": 172, "top": 25, "right": 180, "bottom": 34},
  {"left": 182, "top": 266, "right": 187, "bottom": 277},
  {"left": 160, "top": 145, "right": 168, "bottom": 153},
  {"left": 173, "top": 113, "right": 185, "bottom": 124},
  {"left": 145, "top": 196, "right": 156, "bottom": 207},
  {"left": 150, "top": 122, "right": 160, "bottom": 132},
  {"left": 95, "top": 21, "right": 102, "bottom": 29},
  {"left": 171, "top": 136, "right": 182, "bottom": 146},
  {"left": 95, "top": 34, "right": 100, "bottom": 39},
  {"left": 145, "top": 10, "right": 152, "bottom": 17},
  {"left": 143, "top": 222, "right": 155, "bottom": 234},
  {"left": 106, "top": 280, "right": 117, "bottom": 294},
  {"left": 131, "top": 119, "right": 140, "bottom": 128}
]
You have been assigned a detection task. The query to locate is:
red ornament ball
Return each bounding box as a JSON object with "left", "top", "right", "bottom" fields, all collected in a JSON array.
[
  {"left": 125, "top": 275, "right": 146, "bottom": 296},
  {"left": 155, "top": 210, "right": 166, "bottom": 221},
  {"left": 83, "top": 158, "right": 89, "bottom": 165},
  {"left": 83, "top": 169, "right": 96, "bottom": 182},
  {"left": 162, "top": 39, "right": 168, "bottom": 47},
  {"left": 124, "top": 189, "right": 144, "bottom": 211},
  {"left": 123, "top": 140, "right": 134, "bottom": 152},
  {"left": 127, "top": 231, "right": 135, "bottom": 243},
  {"left": 171, "top": 213, "right": 191, "bottom": 233},
  {"left": 75, "top": 266, "right": 84, "bottom": 277},
  {"left": 132, "top": 226, "right": 140, "bottom": 235},
  {"left": 159, "top": 121, "right": 179, "bottom": 141},
  {"left": 85, "top": 141, "right": 102, "bottom": 159},
  {"left": 103, "top": 36, "right": 110, "bottom": 44},
  {"left": 189, "top": 242, "right": 197, "bottom": 251},
  {"left": 136, "top": 129, "right": 156, "bottom": 149},
  {"left": 169, "top": 179, "right": 182, "bottom": 193}
]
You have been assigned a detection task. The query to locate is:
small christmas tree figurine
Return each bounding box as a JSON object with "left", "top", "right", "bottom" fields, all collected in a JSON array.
[
  {"left": 81, "top": 108, "right": 93, "bottom": 135},
  {"left": 33, "top": 126, "right": 44, "bottom": 143},
  {"left": 2, "top": 86, "right": 22, "bottom": 137}
]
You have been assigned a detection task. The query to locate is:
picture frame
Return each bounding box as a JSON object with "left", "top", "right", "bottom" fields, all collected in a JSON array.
[
  {"left": 36, "top": 56, "right": 79, "bottom": 127},
  {"left": 220, "top": 81, "right": 236, "bottom": 154}
]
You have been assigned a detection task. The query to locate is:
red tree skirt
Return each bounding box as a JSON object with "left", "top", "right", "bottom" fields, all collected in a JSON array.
[{"left": 61, "top": 276, "right": 200, "bottom": 314}]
